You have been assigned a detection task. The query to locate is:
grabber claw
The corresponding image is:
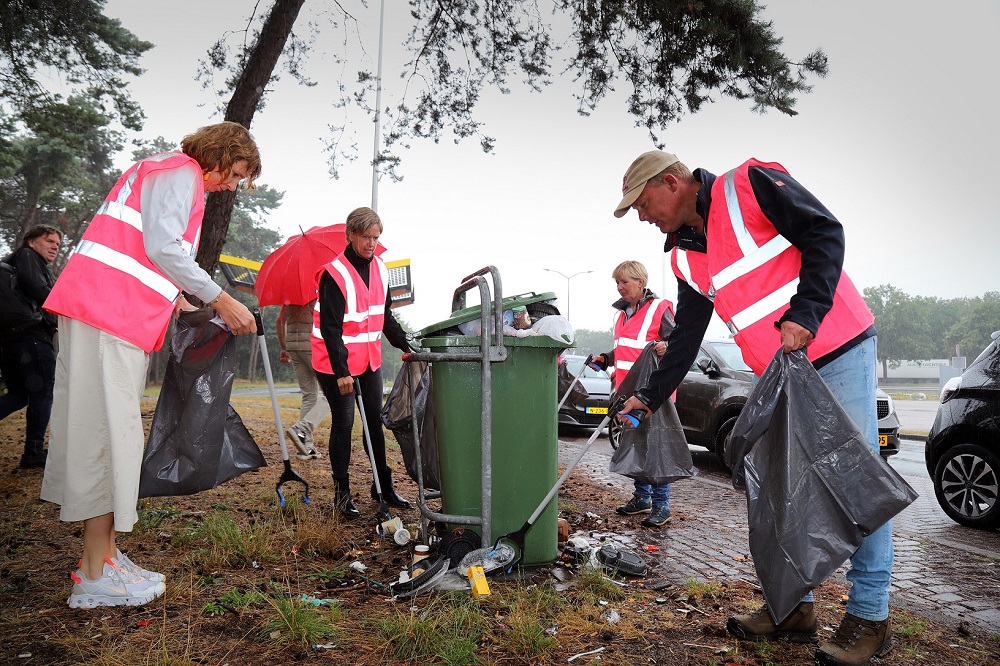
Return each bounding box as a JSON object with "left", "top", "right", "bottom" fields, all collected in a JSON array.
[{"left": 276, "top": 459, "right": 310, "bottom": 507}]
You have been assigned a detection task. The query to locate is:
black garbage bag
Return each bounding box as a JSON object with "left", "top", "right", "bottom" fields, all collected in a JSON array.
[
  {"left": 728, "top": 349, "right": 918, "bottom": 625},
  {"left": 382, "top": 361, "right": 442, "bottom": 491},
  {"left": 609, "top": 343, "right": 697, "bottom": 485},
  {"left": 139, "top": 309, "right": 266, "bottom": 498}
]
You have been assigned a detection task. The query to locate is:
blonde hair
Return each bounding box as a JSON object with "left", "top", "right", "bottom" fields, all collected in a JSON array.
[
  {"left": 181, "top": 121, "right": 261, "bottom": 190},
  {"left": 345, "top": 207, "right": 383, "bottom": 235},
  {"left": 612, "top": 260, "right": 648, "bottom": 289}
]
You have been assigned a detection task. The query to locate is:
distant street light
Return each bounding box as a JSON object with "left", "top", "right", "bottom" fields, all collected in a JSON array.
[{"left": 543, "top": 268, "right": 593, "bottom": 322}]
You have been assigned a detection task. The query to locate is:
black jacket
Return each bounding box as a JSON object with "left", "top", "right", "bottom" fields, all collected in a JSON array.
[
  {"left": 2, "top": 246, "right": 57, "bottom": 342},
  {"left": 636, "top": 166, "right": 875, "bottom": 413}
]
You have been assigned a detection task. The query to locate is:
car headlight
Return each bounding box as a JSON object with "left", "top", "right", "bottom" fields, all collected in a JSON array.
[
  {"left": 940, "top": 376, "right": 962, "bottom": 403},
  {"left": 883, "top": 393, "right": 895, "bottom": 416}
]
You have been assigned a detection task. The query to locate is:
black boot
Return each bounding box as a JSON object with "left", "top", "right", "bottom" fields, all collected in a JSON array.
[
  {"left": 371, "top": 468, "right": 410, "bottom": 508},
  {"left": 334, "top": 479, "right": 361, "bottom": 519}
]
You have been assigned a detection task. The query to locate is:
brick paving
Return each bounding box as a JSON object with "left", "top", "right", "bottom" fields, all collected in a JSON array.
[{"left": 559, "top": 437, "right": 1000, "bottom": 635}]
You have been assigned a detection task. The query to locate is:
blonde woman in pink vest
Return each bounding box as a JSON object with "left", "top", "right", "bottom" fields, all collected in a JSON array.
[
  {"left": 310, "top": 208, "right": 414, "bottom": 519},
  {"left": 41, "top": 121, "right": 261, "bottom": 609},
  {"left": 590, "top": 260, "right": 676, "bottom": 527}
]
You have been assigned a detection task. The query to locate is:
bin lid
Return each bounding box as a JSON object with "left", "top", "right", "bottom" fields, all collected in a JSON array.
[{"left": 416, "top": 291, "right": 559, "bottom": 338}]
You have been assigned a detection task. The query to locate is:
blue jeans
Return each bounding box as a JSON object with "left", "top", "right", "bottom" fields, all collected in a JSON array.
[
  {"left": 0, "top": 334, "right": 57, "bottom": 457},
  {"left": 633, "top": 481, "right": 670, "bottom": 506},
  {"left": 799, "top": 336, "right": 891, "bottom": 621}
]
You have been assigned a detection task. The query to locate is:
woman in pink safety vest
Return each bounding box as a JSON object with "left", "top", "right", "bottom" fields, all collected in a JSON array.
[
  {"left": 590, "top": 260, "right": 676, "bottom": 527},
  {"left": 40, "top": 121, "right": 260, "bottom": 610},
  {"left": 311, "top": 207, "right": 414, "bottom": 519}
]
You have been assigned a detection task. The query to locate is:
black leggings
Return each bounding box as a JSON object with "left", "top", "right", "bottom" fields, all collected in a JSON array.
[{"left": 317, "top": 367, "right": 385, "bottom": 482}]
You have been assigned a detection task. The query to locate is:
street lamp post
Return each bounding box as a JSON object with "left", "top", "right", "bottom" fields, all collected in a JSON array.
[{"left": 543, "top": 268, "right": 593, "bottom": 322}]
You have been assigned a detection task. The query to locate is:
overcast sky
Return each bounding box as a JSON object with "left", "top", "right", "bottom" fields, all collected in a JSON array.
[{"left": 99, "top": 0, "right": 999, "bottom": 336}]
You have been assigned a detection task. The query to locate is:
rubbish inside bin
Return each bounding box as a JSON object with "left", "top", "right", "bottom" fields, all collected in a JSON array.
[{"left": 417, "top": 291, "right": 559, "bottom": 338}]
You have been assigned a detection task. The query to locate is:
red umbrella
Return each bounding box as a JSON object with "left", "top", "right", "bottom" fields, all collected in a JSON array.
[{"left": 255, "top": 224, "right": 387, "bottom": 306}]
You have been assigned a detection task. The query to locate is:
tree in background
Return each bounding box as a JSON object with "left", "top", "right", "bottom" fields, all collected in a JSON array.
[
  {"left": 944, "top": 292, "right": 1000, "bottom": 362},
  {"left": 194, "top": 0, "right": 827, "bottom": 274},
  {"left": 0, "top": 97, "right": 122, "bottom": 263},
  {"left": 0, "top": 0, "right": 151, "bottom": 131},
  {"left": 567, "top": 327, "right": 615, "bottom": 359},
  {"left": 864, "top": 285, "right": 999, "bottom": 377}
]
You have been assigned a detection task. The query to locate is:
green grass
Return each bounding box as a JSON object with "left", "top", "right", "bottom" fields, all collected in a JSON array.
[
  {"left": 182, "top": 512, "right": 280, "bottom": 569},
  {"left": 203, "top": 586, "right": 268, "bottom": 616},
  {"left": 684, "top": 577, "right": 724, "bottom": 601},
  {"left": 134, "top": 501, "right": 183, "bottom": 532},
  {"left": 573, "top": 563, "right": 628, "bottom": 604},
  {"left": 262, "top": 595, "right": 339, "bottom": 647},
  {"left": 374, "top": 592, "right": 490, "bottom": 665},
  {"left": 894, "top": 610, "right": 930, "bottom": 638}
]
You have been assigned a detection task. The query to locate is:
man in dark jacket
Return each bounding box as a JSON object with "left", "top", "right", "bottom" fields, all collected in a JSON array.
[
  {"left": 0, "top": 224, "right": 61, "bottom": 468},
  {"left": 614, "top": 150, "right": 889, "bottom": 666}
]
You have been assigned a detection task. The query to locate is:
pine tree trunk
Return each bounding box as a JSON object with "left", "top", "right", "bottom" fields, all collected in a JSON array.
[{"left": 196, "top": 0, "right": 306, "bottom": 278}]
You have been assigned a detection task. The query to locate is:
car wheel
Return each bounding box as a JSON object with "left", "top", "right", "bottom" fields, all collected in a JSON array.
[
  {"left": 714, "top": 416, "right": 739, "bottom": 471},
  {"left": 609, "top": 418, "right": 622, "bottom": 451},
  {"left": 933, "top": 443, "right": 1000, "bottom": 529}
]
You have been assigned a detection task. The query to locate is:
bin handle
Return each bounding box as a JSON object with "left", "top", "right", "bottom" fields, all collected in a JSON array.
[{"left": 452, "top": 266, "right": 503, "bottom": 316}]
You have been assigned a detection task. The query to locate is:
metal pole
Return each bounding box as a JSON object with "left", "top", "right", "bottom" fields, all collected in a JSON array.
[
  {"left": 371, "top": 0, "right": 385, "bottom": 211},
  {"left": 543, "top": 268, "right": 593, "bottom": 322}
]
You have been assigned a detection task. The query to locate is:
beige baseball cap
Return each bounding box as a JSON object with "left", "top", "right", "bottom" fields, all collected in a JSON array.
[{"left": 613, "top": 150, "right": 680, "bottom": 218}]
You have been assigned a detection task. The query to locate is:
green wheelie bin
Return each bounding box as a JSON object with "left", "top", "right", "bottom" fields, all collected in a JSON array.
[{"left": 418, "top": 292, "right": 570, "bottom": 566}]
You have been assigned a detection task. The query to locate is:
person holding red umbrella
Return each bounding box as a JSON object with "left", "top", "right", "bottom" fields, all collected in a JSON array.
[{"left": 311, "top": 207, "right": 413, "bottom": 518}]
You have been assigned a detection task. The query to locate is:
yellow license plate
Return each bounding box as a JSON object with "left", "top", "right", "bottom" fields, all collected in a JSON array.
[
  {"left": 586, "top": 407, "right": 608, "bottom": 415},
  {"left": 878, "top": 434, "right": 888, "bottom": 447}
]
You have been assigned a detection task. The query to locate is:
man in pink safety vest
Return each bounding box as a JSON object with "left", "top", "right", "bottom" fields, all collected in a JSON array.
[{"left": 613, "top": 150, "right": 887, "bottom": 666}]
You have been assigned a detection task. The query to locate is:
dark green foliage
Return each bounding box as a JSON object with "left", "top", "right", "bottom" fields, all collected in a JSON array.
[
  {"left": 0, "top": 0, "right": 152, "bottom": 130},
  {"left": 863, "top": 285, "right": 1000, "bottom": 374},
  {"left": 0, "top": 96, "right": 123, "bottom": 261}
]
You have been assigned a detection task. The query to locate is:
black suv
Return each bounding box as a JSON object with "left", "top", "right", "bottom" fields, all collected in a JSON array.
[{"left": 925, "top": 332, "right": 1000, "bottom": 529}]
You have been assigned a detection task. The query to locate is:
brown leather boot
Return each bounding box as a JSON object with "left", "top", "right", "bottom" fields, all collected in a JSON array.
[
  {"left": 727, "top": 601, "right": 818, "bottom": 643},
  {"left": 816, "top": 613, "right": 891, "bottom": 665}
]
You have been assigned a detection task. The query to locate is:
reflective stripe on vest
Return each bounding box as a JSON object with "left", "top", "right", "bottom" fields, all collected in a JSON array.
[
  {"left": 670, "top": 247, "right": 713, "bottom": 300},
  {"left": 310, "top": 254, "right": 388, "bottom": 375},
  {"left": 707, "top": 159, "right": 874, "bottom": 374},
  {"left": 611, "top": 298, "right": 672, "bottom": 389},
  {"left": 43, "top": 153, "right": 204, "bottom": 353}
]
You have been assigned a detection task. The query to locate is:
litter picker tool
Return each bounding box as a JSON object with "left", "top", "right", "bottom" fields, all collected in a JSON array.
[
  {"left": 354, "top": 377, "right": 393, "bottom": 524},
  {"left": 465, "top": 397, "right": 626, "bottom": 575},
  {"left": 253, "top": 309, "right": 310, "bottom": 506},
  {"left": 557, "top": 354, "right": 597, "bottom": 411}
]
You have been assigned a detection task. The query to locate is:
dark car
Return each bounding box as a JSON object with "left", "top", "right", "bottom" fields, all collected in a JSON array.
[
  {"left": 557, "top": 353, "right": 613, "bottom": 430},
  {"left": 924, "top": 331, "right": 1000, "bottom": 529},
  {"left": 609, "top": 339, "right": 901, "bottom": 467},
  {"left": 673, "top": 339, "right": 755, "bottom": 467}
]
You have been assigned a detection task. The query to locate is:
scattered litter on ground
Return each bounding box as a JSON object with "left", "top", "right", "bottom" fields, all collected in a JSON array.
[{"left": 567, "top": 646, "right": 606, "bottom": 662}]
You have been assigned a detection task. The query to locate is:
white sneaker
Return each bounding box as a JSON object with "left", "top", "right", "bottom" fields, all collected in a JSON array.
[
  {"left": 68, "top": 559, "right": 162, "bottom": 609},
  {"left": 116, "top": 549, "right": 166, "bottom": 585}
]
